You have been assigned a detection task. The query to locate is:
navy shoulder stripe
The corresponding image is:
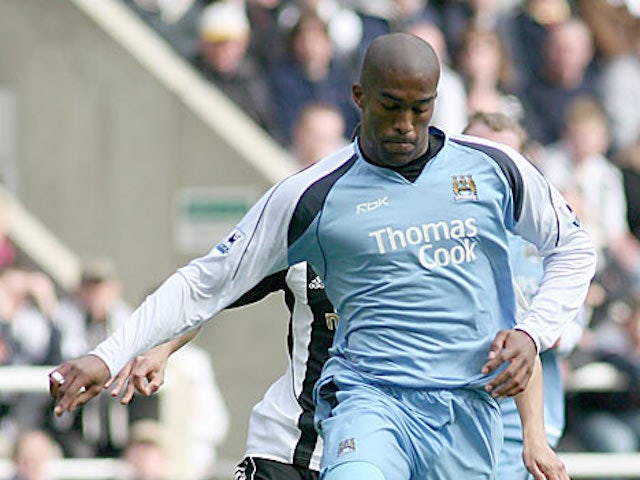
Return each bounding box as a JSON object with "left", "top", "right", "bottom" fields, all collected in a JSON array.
[
  {"left": 452, "top": 138, "right": 524, "bottom": 222},
  {"left": 228, "top": 269, "right": 287, "bottom": 308},
  {"left": 288, "top": 154, "right": 358, "bottom": 246}
]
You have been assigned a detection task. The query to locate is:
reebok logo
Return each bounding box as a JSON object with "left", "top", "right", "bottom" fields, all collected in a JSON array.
[{"left": 356, "top": 196, "right": 389, "bottom": 214}]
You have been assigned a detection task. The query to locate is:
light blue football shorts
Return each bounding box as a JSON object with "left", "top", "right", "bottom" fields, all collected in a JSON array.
[{"left": 315, "top": 368, "right": 503, "bottom": 480}]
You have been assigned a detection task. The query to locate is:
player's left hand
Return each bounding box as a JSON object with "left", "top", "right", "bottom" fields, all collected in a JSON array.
[
  {"left": 522, "top": 439, "right": 570, "bottom": 480},
  {"left": 105, "top": 344, "right": 171, "bottom": 405},
  {"left": 482, "top": 329, "right": 536, "bottom": 397}
]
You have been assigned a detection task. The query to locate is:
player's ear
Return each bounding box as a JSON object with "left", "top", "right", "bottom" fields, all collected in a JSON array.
[{"left": 352, "top": 83, "right": 365, "bottom": 109}]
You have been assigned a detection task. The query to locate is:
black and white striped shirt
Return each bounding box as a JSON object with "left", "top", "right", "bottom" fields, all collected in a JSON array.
[{"left": 232, "top": 262, "right": 335, "bottom": 471}]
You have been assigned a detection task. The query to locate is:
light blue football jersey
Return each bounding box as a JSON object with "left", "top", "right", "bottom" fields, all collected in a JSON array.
[
  {"left": 286, "top": 129, "right": 592, "bottom": 390},
  {"left": 92, "top": 128, "right": 595, "bottom": 395},
  {"left": 290, "top": 134, "right": 518, "bottom": 388}
]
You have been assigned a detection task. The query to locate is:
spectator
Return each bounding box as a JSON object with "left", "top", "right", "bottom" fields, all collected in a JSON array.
[
  {"left": 0, "top": 269, "right": 61, "bottom": 442},
  {"left": 268, "top": 11, "right": 358, "bottom": 144},
  {"left": 246, "top": 0, "right": 286, "bottom": 68},
  {"left": 501, "top": 0, "right": 573, "bottom": 88},
  {"left": 7, "top": 270, "right": 61, "bottom": 366},
  {"left": 10, "top": 430, "right": 61, "bottom": 480},
  {"left": 463, "top": 110, "right": 528, "bottom": 153},
  {"left": 535, "top": 96, "right": 635, "bottom": 275},
  {"left": 599, "top": 45, "right": 640, "bottom": 154},
  {"left": 276, "top": 0, "right": 364, "bottom": 64},
  {"left": 51, "top": 258, "right": 132, "bottom": 458},
  {"left": 289, "top": 102, "right": 348, "bottom": 167},
  {"left": 406, "top": 19, "right": 468, "bottom": 134},
  {"left": 122, "top": 0, "right": 206, "bottom": 62},
  {"left": 122, "top": 421, "right": 169, "bottom": 480},
  {"left": 193, "top": 1, "right": 283, "bottom": 142},
  {"left": 0, "top": 269, "right": 30, "bottom": 367},
  {"left": 55, "top": 258, "right": 131, "bottom": 360},
  {"left": 440, "top": 0, "right": 513, "bottom": 62},
  {"left": 576, "top": 0, "right": 639, "bottom": 62},
  {"left": 456, "top": 26, "right": 523, "bottom": 121},
  {"left": 520, "top": 18, "right": 599, "bottom": 145},
  {"left": 581, "top": 0, "right": 640, "bottom": 153}
]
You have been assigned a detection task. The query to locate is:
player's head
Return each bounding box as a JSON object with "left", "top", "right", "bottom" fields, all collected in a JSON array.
[
  {"left": 353, "top": 33, "right": 439, "bottom": 167},
  {"left": 463, "top": 111, "right": 527, "bottom": 153}
]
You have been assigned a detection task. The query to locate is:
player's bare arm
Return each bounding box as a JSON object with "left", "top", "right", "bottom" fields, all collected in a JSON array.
[{"left": 515, "top": 357, "right": 569, "bottom": 480}]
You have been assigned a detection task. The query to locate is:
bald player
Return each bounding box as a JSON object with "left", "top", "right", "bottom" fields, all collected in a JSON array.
[{"left": 50, "top": 34, "right": 594, "bottom": 479}]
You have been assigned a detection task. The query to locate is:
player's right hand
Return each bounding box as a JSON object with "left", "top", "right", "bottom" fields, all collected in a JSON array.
[
  {"left": 482, "top": 329, "right": 537, "bottom": 397},
  {"left": 105, "top": 344, "right": 171, "bottom": 405},
  {"left": 49, "top": 355, "right": 111, "bottom": 416}
]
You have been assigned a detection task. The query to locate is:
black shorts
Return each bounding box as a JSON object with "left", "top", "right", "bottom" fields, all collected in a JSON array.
[{"left": 235, "top": 457, "right": 319, "bottom": 480}]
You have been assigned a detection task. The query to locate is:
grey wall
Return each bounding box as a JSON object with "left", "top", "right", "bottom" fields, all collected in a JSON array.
[{"left": 0, "top": 0, "right": 291, "bottom": 463}]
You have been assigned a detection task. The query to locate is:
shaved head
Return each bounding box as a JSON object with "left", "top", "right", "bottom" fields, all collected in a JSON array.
[
  {"left": 360, "top": 33, "right": 440, "bottom": 91},
  {"left": 353, "top": 33, "right": 440, "bottom": 167}
]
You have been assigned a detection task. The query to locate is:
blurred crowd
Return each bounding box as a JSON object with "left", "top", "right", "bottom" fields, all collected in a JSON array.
[
  {"left": 2, "top": 0, "right": 640, "bottom": 477},
  {"left": 124, "top": 0, "right": 640, "bottom": 153},
  {"left": 0, "top": 238, "right": 229, "bottom": 479}
]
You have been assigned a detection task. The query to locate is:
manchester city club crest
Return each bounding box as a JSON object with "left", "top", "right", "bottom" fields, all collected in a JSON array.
[
  {"left": 452, "top": 174, "right": 478, "bottom": 201},
  {"left": 338, "top": 438, "right": 356, "bottom": 456}
]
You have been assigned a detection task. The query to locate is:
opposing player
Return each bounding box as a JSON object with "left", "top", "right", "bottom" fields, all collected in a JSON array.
[
  {"left": 464, "top": 111, "right": 586, "bottom": 479},
  {"left": 50, "top": 34, "right": 595, "bottom": 478},
  {"left": 109, "top": 263, "right": 331, "bottom": 479}
]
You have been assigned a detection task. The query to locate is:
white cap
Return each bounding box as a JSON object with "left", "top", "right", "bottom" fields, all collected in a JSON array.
[{"left": 199, "top": 2, "right": 250, "bottom": 42}]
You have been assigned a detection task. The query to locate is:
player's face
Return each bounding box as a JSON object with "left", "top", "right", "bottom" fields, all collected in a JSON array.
[{"left": 353, "top": 69, "right": 437, "bottom": 167}]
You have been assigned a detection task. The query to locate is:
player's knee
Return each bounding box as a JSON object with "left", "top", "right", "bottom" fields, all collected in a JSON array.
[{"left": 323, "top": 461, "right": 386, "bottom": 480}]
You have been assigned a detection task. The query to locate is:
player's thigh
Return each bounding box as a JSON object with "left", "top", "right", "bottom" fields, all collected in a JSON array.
[
  {"left": 318, "top": 382, "right": 411, "bottom": 480},
  {"left": 496, "top": 438, "right": 529, "bottom": 480},
  {"left": 236, "top": 457, "right": 318, "bottom": 480}
]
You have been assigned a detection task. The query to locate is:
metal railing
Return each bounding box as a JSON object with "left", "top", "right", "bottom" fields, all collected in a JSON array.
[
  {"left": 0, "top": 458, "right": 128, "bottom": 479},
  {"left": 0, "top": 365, "right": 237, "bottom": 480}
]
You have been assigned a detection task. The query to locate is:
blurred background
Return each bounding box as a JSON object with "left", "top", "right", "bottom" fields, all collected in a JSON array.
[{"left": 1, "top": 0, "right": 640, "bottom": 478}]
